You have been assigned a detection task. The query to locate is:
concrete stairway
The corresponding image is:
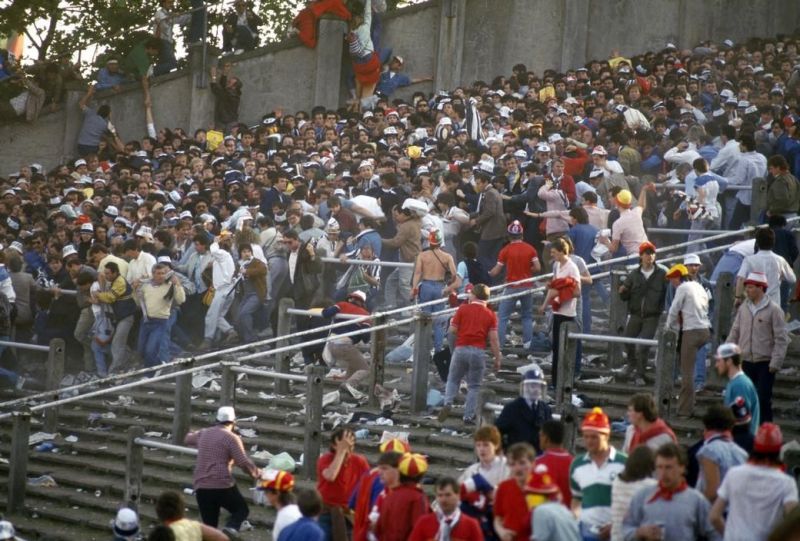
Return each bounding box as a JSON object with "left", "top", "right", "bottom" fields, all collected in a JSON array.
[{"left": 1, "top": 304, "right": 799, "bottom": 540}]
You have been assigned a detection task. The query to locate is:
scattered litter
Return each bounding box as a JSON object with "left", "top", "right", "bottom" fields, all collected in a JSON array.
[
  {"left": 205, "top": 399, "right": 215, "bottom": 403},
  {"left": 34, "top": 442, "right": 56, "bottom": 452},
  {"left": 582, "top": 376, "right": 613, "bottom": 385},
  {"left": 251, "top": 450, "right": 273, "bottom": 461},
  {"left": 269, "top": 452, "right": 296, "bottom": 472},
  {"left": 236, "top": 373, "right": 247, "bottom": 382},
  {"left": 323, "top": 412, "right": 353, "bottom": 429},
  {"left": 375, "top": 417, "right": 393, "bottom": 426},
  {"left": 355, "top": 428, "right": 370, "bottom": 439},
  {"left": 183, "top": 488, "right": 194, "bottom": 496},
  {"left": 258, "top": 392, "right": 276, "bottom": 400},
  {"left": 327, "top": 368, "right": 347, "bottom": 379},
  {"left": 0, "top": 457, "right": 8, "bottom": 465},
  {"left": 238, "top": 428, "right": 257, "bottom": 438},
  {"left": 27, "top": 475, "right": 57, "bottom": 488},
  {"left": 143, "top": 431, "right": 163, "bottom": 438},
  {"left": 98, "top": 446, "right": 107, "bottom": 451},
  {"left": 166, "top": 407, "right": 175, "bottom": 412},
  {"left": 572, "top": 394, "right": 584, "bottom": 408},
  {"left": 322, "top": 390, "right": 340, "bottom": 408},
  {"left": 343, "top": 384, "right": 366, "bottom": 400},
  {"left": 374, "top": 385, "right": 400, "bottom": 411},
  {"left": 192, "top": 373, "right": 218, "bottom": 389},
  {"left": 379, "top": 431, "right": 409, "bottom": 445},
  {"left": 94, "top": 490, "right": 102, "bottom": 498},
  {"left": 29, "top": 432, "right": 58, "bottom": 446},
  {"left": 238, "top": 416, "right": 258, "bottom": 422},
  {"left": 64, "top": 435, "right": 78, "bottom": 443},
  {"left": 208, "top": 381, "right": 221, "bottom": 392},
  {"left": 106, "top": 395, "right": 135, "bottom": 407},
  {"left": 427, "top": 389, "right": 444, "bottom": 408}
]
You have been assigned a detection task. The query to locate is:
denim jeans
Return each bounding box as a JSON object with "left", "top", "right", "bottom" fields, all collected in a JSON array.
[
  {"left": 497, "top": 287, "right": 533, "bottom": 347},
  {"left": 477, "top": 239, "right": 502, "bottom": 286},
  {"left": 236, "top": 293, "right": 261, "bottom": 343},
  {"left": 153, "top": 39, "right": 177, "bottom": 76},
  {"left": 74, "top": 307, "right": 95, "bottom": 371},
  {"left": 137, "top": 318, "right": 169, "bottom": 368},
  {"left": 109, "top": 315, "right": 133, "bottom": 372},
  {"left": 444, "top": 346, "right": 486, "bottom": 420},
  {"left": 694, "top": 342, "right": 710, "bottom": 388},
  {"left": 418, "top": 280, "right": 446, "bottom": 351},
  {"left": 91, "top": 340, "right": 111, "bottom": 377}
]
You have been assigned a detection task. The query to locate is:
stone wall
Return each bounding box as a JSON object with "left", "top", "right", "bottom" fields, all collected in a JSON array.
[{"left": 1, "top": 0, "right": 797, "bottom": 171}]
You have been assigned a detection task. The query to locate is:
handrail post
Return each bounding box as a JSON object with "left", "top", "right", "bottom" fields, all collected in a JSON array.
[
  {"left": 275, "top": 298, "right": 295, "bottom": 394},
  {"left": 172, "top": 360, "right": 194, "bottom": 446},
  {"left": 607, "top": 266, "right": 627, "bottom": 367},
  {"left": 749, "top": 177, "right": 767, "bottom": 225},
  {"left": 477, "top": 388, "right": 496, "bottom": 427},
  {"left": 220, "top": 357, "right": 238, "bottom": 407},
  {"left": 555, "top": 322, "right": 578, "bottom": 409},
  {"left": 368, "top": 315, "right": 387, "bottom": 408},
  {"left": 125, "top": 426, "right": 145, "bottom": 511},
  {"left": 43, "top": 338, "right": 65, "bottom": 433},
  {"left": 654, "top": 329, "right": 679, "bottom": 421},
  {"left": 7, "top": 410, "right": 31, "bottom": 515},
  {"left": 556, "top": 402, "right": 579, "bottom": 454},
  {"left": 712, "top": 272, "right": 735, "bottom": 350},
  {"left": 410, "top": 312, "right": 432, "bottom": 414},
  {"left": 304, "top": 365, "right": 325, "bottom": 480}
]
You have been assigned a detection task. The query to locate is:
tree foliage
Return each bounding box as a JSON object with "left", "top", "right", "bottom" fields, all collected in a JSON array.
[{"left": 0, "top": 0, "right": 426, "bottom": 69}]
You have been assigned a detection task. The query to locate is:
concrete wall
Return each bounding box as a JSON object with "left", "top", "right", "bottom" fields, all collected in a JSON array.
[{"left": 2, "top": 0, "right": 798, "bottom": 171}]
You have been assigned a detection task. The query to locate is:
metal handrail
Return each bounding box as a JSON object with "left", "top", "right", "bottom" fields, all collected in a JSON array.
[
  {"left": 568, "top": 332, "right": 658, "bottom": 347},
  {"left": 286, "top": 308, "right": 365, "bottom": 320},
  {"left": 134, "top": 437, "right": 198, "bottom": 456},
  {"left": 0, "top": 341, "right": 49, "bottom": 352},
  {"left": 229, "top": 366, "right": 307, "bottom": 383},
  {"left": 320, "top": 257, "right": 414, "bottom": 268}
]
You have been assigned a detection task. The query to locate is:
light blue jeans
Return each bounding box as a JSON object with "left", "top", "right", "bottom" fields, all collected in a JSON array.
[
  {"left": 418, "top": 279, "right": 446, "bottom": 352},
  {"left": 385, "top": 266, "right": 414, "bottom": 309},
  {"left": 497, "top": 287, "right": 533, "bottom": 347},
  {"left": 444, "top": 346, "right": 487, "bottom": 421}
]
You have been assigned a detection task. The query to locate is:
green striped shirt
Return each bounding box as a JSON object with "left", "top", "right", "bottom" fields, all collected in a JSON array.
[{"left": 569, "top": 446, "right": 627, "bottom": 528}]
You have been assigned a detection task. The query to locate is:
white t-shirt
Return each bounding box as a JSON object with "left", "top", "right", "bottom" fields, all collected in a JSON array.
[
  {"left": 458, "top": 455, "right": 509, "bottom": 487},
  {"left": 552, "top": 258, "right": 581, "bottom": 317},
  {"left": 272, "top": 504, "right": 302, "bottom": 540},
  {"left": 717, "top": 463, "right": 798, "bottom": 541}
]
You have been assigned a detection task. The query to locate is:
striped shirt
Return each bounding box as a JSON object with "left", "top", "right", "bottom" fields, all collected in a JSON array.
[
  {"left": 569, "top": 446, "right": 627, "bottom": 529},
  {"left": 184, "top": 425, "right": 258, "bottom": 490}
]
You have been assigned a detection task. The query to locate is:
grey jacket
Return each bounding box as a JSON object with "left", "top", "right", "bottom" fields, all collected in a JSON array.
[
  {"left": 728, "top": 296, "right": 789, "bottom": 370},
  {"left": 471, "top": 186, "right": 506, "bottom": 240}
]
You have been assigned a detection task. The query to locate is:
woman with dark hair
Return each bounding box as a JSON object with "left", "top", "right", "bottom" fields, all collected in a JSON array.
[{"left": 610, "top": 446, "right": 656, "bottom": 541}]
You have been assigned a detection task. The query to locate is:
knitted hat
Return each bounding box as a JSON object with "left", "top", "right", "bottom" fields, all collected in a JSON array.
[
  {"left": 665, "top": 263, "right": 688, "bottom": 279},
  {"left": 743, "top": 271, "right": 768, "bottom": 290},
  {"left": 258, "top": 470, "right": 295, "bottom": 492},
  {"left": 398, "top": 453, "right": 428, "bottom": 478},
  {"left": 581, "top": 407, "right": 611, "bottom": 434},
  {"left": 730, "top": 396, "right": 752, "bottom": 426},
  {"left": 754, "top": 423, "right": 783, "bottom": 454},
  {"left": 525, "top": 464, "right": 559, "bottom": 495},
  {"left": 507, "top": 220, "right": 524, "bottom": 236},
  {"left": 112, "top": 508, "right": 140, "bottom": 538},
  {"left": 379, "top": 438, "right": 410, "bottom": 454},
  {"left": 638, "top": 241, "right": 656, "bottom": 254},
  {"left": 615, "top": 189, "right": 633, "bottom": 208}
]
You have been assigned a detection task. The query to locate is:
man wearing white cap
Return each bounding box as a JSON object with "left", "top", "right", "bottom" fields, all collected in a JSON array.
[
  {"left": 727, "top": 271, "right": 788, "bottom": 423},
  {"left": 184, "top": 406, "right": 261, "bottom": 536},
  {"left": 735, "top": 228, "right": 795, "bottom": 309},
  {"left": 685, "top": 253, "right": 714, "bottom": 394},
  {"left": 714, "top": 343, "right": 759, "bottom": 436}
]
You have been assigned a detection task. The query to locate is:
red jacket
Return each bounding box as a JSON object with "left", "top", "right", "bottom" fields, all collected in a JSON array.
[
  {"left": 548, "top": 277, "right": 578, "bottom": 311},
  {"left": 562, "top": 149, "right": 590, "bottom": 179},
  {"left": 293, "top": 0, "right": 351, "bottom": 48},
  {"left": 374, "top": 483, "right": 429, "bottom": 541},
  {"left": 408, "top": 512, "right": 484, "bottom": 541}
]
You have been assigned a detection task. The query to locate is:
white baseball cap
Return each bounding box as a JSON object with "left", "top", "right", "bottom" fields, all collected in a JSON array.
[{"left": 216, "top": 406, "right": 236, "bottom": 423}]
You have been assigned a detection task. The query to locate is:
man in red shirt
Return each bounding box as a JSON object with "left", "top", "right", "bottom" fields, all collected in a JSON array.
[
  {"left": 316, "top": 427, "right": 370, "bottom": 540},
  {"left": 494, "top": 442, "right": 535, "bottom": 541},
  {"left": 438, "top": 283, "right": 502, "bottom": 425},
  {"left": 409, "top": 477, "right": 483, "bottom": 541},
  {"left": 489, "top": 220, "right": 541, "bottom": 349},
  {"left": 535, "top": 420, "right": 574, "bottom": 508},
  {"left": 374, "top": 453, "right": 430, "bottom": 541}
]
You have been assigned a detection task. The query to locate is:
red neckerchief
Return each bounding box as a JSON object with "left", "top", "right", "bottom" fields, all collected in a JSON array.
[{"left": 647, "top": 480, "right": 688, "bottom": 503}]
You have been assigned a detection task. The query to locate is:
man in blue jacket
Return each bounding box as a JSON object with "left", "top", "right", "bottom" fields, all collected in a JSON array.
[{"left": 495, "top": 365, "right": 553, "bottom": 453}]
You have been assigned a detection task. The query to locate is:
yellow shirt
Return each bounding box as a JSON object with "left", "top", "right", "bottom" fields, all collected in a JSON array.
[{"left": 141, "top": 281, "right": 185, "bottom": 319}]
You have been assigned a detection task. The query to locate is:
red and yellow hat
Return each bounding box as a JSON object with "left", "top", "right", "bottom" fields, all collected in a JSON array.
[
  {"left": 258, "top": 470, "right": 295, "bottom": 492},
  {"left": 525, "top": 464, "right": 559, "bottom": 495},
  {"left": 398, "top": 453, "right": 428, "bottom": 478},
  {"left": 380, "top": 438, "right": 410, "bottom": 454},
  {"left": 581, "top": 407, "right": 611, "bottom": 435}
]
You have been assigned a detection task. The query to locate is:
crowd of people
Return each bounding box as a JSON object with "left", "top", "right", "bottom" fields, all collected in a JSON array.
[{"left": 3, "top": 5, "right": 800, "bottom": 539}]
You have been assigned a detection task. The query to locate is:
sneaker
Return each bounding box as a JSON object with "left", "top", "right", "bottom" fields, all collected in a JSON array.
[
  {"left": 437, "top": 404, "right": 451, "bottom": 423},
  {"left": 343, "top": 383, "right": 366, "bottom": 400},
  {"left": 239, "top": 520, "right": 254, "bottom": 532}
]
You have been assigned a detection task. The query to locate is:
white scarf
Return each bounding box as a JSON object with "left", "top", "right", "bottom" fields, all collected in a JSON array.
[{"left": 437, "top": 507, "right": 461, "bottom": 541}]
